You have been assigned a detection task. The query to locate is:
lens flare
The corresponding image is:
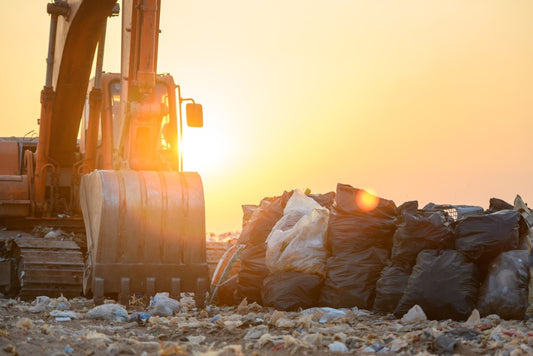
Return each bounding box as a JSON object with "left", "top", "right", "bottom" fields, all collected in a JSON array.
[{"left": 356, "top": 188, "right": 380, "bottom": 212}]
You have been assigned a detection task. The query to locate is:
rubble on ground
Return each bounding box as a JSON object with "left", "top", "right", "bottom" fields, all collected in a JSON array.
[{"left": 2, "top": 295, "right": 533, "bottom": 355}]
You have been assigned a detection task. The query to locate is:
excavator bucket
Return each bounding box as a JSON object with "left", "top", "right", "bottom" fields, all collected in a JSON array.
[{"left": 80, "top": 170, "right": 208, "bottom": 305}]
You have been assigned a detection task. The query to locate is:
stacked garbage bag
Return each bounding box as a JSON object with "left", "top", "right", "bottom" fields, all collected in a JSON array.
[
  {"left": 261, "top": 189, "right": 330, "bottom": 310},
  {"left": 237, "top": 189, "right": 335, "bottom": 307},
  {"left": 236, "top": 191, "right": 292, "bottom": 304},
  {"left": 230, "top": 184, "right": 532, "bottom": 320},
  {"left": 319, "top": 184, "right": 397, "bottom": 309},
  {"left": 374, "top": 201, "right": 455, "bottom": 313}
]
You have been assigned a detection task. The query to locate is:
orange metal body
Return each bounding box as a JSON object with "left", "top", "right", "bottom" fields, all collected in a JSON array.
[
  {"left": 0, "top": 141, "right": 20, "bottom": 175},
  {"left": 0, "top": 0, "right": 207, "bottom": 302}
]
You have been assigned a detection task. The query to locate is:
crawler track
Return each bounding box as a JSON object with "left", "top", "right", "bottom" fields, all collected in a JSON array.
[{"left": 4, "top": 235, "right": 84, "bottom": 298}]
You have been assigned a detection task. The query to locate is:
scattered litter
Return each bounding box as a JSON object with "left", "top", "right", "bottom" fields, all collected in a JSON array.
[
  {"left": 401, "top": 305, "right": 427, "bottom": 324},
  {"left": 465, "top": 309, "right": 481, "bottom": 326},
  {"left": 50, "top": 310, "right": 80, "bottom": 319},
  {"left": 15, "top": 317, "right": 34, "bottom": 329},
  {"left": 302, "top": 307, "right": 347, "bottom": 323},
  {"left": 149, "top": 292, "right": 180, "bottom": 316},
  {"left": 179, "top": 293, "right": 197, "bottom": 312},
  {"left": 86, "top": 303, "right": 128, "bottom": 322},
  {"left": 244, "top": 325, "right": 269, "bottom": 340},
  {"left": 84, "top": 330, "right": 111, "bottom": 342}
]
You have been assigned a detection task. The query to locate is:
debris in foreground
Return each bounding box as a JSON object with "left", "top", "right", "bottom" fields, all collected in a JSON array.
[{"left": 1, "top": 295, "right": 533, "bottom": 355}]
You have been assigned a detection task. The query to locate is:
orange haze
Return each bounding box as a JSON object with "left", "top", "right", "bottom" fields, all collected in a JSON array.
[{"left": 1, "top": 1, "right": 532, "bottom": 233}]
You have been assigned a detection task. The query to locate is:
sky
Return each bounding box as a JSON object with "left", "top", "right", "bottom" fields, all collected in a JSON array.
[{"left": 1, "top": 1, "right": 533, "bottom": 233}]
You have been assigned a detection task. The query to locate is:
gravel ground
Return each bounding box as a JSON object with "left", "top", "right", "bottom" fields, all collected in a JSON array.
[{"left": 1, "top": 296, "right": 533, "bottom": 356}]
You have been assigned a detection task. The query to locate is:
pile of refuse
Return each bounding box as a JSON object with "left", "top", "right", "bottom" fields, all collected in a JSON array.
[
  {"left": 212, "top": 183, "right": 533, "bottom": 321},
  {"left": 3, "top": 294, "right": 533, "bottom": 355}
]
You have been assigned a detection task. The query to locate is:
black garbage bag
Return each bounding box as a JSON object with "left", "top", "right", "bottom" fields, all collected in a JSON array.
[
  {"left": 261, "top": 272, "right": 323, "bottom": 311},
  {"left": 477, "top": 250, "right": 529, "bottom": 319},
  {"left": 373, "top": 264, "right": 411, "bottom": 313},
  {"left": 394, "top": 250, "right": 480, "bottom": 321},
  {"left": 319, "top": 247, "right": 389, "bottom": 309},
  {"left": 486, "top": 198, "right": 514, "bottom": 214},
  {"left": 327, "top": 184, "right": 397, "bottom": 255},
  {"left": 308, "top": 191, "right": 336, "bottom": 210},
  {"left": 334, "top": 183, "right": 397, "bottom": 218},
  {"left": 423, "top": 203, "right": 483, "bottom": 221},
  {"left": 391, "top": 201, "right": 455, "bottom": 268},
  {"left": 237, "top": 243, "right": 269, "bottom": 304},
  {"left": 237, "top": 191, "right": 293, "bottom": 246},
  {"left": 455, "top": 210, "right": 520, "bottom": 266}
]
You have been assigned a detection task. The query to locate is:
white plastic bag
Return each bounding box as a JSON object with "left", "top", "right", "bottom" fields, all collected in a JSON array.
[
  {"left": 265, "top": 189, "right": 329, "bottom": 276},
  {"left": 149, "top": 292, "right": 181, "bottom": 316},
  {"left": 86, "top": 303, "right": 129, "bottom": 322}
]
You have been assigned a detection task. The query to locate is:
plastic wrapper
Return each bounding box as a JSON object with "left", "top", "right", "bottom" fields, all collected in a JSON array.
[
  {"left": 319, "top": 247, "right": 389, "bottom": 309},
  {"left": 237, "top": 243, "right": 268, "bottom": 304},
  {"left": 266, "top": 189, "right": 329, "bottom": 276},
  {"left": 261, "top": 271, "right": 323, "bottom": 311},
  {"left": 455, "top": 210, "right": 520, "bottom": 266},
  {"left": 391, "top": 201, "right": 454, "bottom": 267},
  {"left": 477, "top": 250, "right": 529, "bottom": 319},
  {"left": 394, "top": 250, "right": 479, "bottom": 321},
  {"left": 373, "top": 264, "right": 411, "bottom": 313},
  {"left": 327, "top": 184, "right": 397, "bottom": 256}
]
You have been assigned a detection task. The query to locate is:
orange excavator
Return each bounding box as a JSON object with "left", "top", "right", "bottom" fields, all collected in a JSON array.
[{"left": 0, "top": 0, "right": 208, "bottom": 305}]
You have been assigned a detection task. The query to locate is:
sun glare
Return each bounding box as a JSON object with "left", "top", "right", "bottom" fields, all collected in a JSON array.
[
  {"left": 356, "top": 188, "right": 380, "bottom": 212},
  {"left": 180, "top": 127, "right": 227, "bottom": 175}
]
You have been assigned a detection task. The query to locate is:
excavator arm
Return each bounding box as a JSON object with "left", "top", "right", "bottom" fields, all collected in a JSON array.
[{"left": 34, "top": 0, "right": 118, "bottom": 214}]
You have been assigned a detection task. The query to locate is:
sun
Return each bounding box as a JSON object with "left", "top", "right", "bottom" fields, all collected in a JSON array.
[{"left": 179, "top": 125, "right": 228, "bottom": 175}]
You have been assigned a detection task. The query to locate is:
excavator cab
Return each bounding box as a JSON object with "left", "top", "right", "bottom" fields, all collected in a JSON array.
[{"left": 80, "top": 73, "right": 185, "bottom": 172}]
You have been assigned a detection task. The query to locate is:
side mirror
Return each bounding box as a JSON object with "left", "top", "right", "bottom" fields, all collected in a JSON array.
[{"left": 186, "top": 103, "right": 203, "bottom": 128}]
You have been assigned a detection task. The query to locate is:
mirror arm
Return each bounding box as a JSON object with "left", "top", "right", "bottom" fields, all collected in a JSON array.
[
  {"left": 176, "top": 85, "right": 184, "bottom": 172},
  {"left": 180, "top": 97, "right": 196, "bottom": 104}
]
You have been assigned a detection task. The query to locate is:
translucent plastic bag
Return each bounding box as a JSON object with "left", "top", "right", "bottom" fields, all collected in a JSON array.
[{"left": 265, "top": 189, "right": 329, "bottom": 277}]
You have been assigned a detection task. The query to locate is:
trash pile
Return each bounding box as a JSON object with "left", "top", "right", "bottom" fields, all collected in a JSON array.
[
  {"left": 2, "top": 294, "right": 533, "bottom": 355},
  {"left": 219, "top": 183, "right": 533, "bottom": 321}
]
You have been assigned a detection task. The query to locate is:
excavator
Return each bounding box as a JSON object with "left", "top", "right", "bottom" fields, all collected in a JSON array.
[{"left": 0, "top": 0, "right": 208, "bottom": 306}]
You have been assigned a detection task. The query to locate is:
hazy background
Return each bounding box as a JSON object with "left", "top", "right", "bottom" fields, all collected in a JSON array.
[{"left": 1, "top": 1, "right": 532, "bottom": 233}]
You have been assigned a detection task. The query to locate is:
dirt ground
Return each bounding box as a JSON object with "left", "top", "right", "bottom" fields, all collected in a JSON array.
[{"left": 1, "top": 295, "right": 533, "bottom": 356}]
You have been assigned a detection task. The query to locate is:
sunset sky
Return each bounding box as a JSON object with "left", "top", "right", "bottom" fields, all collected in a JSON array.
[{"left": 1, "top": 1, "right": 532, "bottom": 233}]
